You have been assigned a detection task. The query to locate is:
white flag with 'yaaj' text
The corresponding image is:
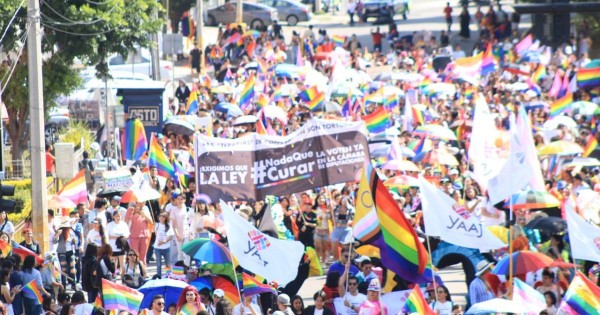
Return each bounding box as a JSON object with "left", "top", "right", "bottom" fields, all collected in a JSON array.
[
  {"left": 221, "top": 201, "right": 305, "bottom": 286},
  {"left": 566, "top": 207, "right": 600, "bottom": 263}
]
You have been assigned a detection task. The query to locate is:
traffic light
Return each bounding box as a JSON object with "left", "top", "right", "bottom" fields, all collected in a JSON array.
[{"left": 0, "top": 184, "right": 15, "bottom": 213}]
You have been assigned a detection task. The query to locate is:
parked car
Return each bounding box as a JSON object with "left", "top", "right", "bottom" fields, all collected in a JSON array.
[
  {"left": 205, "top": 2, "right": 278, "bottom": 30},
  {"left": 259, "top": 0, "right": 311, "bottom": 26},
  {"left": 98, "top": 49, "right": 173, "bottom": 80},
  {"left": 362, "top": 0, "right": 406, "bottom": 22}
]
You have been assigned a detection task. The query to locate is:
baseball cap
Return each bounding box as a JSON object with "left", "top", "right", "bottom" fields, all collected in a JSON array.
[
  {"left": 367, "top": 279, "right": 381, "bottom": 291},
  {"left": 213, "top": 289, "right": 225, "bottom": 298},
  {"left": 277, "top": 294, "right": 291, "bottom": 305}
]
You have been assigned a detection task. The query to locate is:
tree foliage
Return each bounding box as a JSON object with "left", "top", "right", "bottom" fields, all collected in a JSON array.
[{"left": 0, "top": 0, "right": 163, "bottom": 161}]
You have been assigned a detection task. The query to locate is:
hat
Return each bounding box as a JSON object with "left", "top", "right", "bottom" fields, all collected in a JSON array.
[
  {"left": 172, "top": 191, "right": 182, "bottom": 199},
  {"left": 475, "top": 260, "right": 493, "bottom": 276},
  {"left": 557, "top": 180, "right": 567, "bottom": 190},
  {"left": 58, "top": 219, "right": 72, "bottom": 229},
  {"left": 213, "top": 289, "right": 225, "bottom": 298},
  {"left": 111, "top": 196, "right": 121, "bottom": 202},
  {"left": 448, "top": 169, "right": 459, "bottom": 176},
  {"left": 277, "top": 294, "right": 291, "bottom": 306},
  {"left": 367, "top": 279, "right": 381, "bottom": 291},
  {"left": 355, "top": 256, "right": 371, "bottom": 264}
]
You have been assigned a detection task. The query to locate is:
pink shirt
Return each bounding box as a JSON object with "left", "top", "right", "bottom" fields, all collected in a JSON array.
[
  {"left": 126, "top": 207, "right": 151, "bottom": 238},
  {"left": 358, "top": 300, "right": 387, "bottom": 315}
]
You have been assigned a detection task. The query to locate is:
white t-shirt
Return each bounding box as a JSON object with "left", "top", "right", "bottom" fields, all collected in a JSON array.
[
  {"left": 87, "top": 229, "right": 104, "bottom": 246},
  {"left": 343, "top": 292, "right": 367, "bottom": 315},
  {"left": 165, "top": 204, "right": 190, "bottom": 241},
  {"left": 74, "top": 303, "right": 95, "bottom": 315},
  {"left": 107, "top": 221, "right": 130, "bottom": 252},
  {"left": 430, "top": 300, "right": 453, "bottom": 315},
  {"left": 452, "top": 50, "right": 466, "bottom": 60},
  {"left": 154, "top": 223, "right": 175, "bottom": 250},
  {"left": 0, "top": 220, "right": 15, "bottom": 237},
  {"left": 314, "top": 309, "right": 324, "bottom": 315},
  {"left": 232, "top": 303, "right": 261, "bottom": 315}
]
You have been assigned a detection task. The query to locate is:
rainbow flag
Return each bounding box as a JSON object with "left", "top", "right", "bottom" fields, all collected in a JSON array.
[
  {"left": 298, "top": 85, "right": 320, "bottom": 102},
  {"left": 454, "top": 52, "right": 483, "bottom": 76},
  {"left": 57, "top": 169, "right": 88, "bottom": 205},
  {"left": 384, "top": 94, "right": 398, "bottom": 110},
  {"left": 584, "top": 134, "right": 598, "bottom": 157},
  {"left": 411, "top": 107, "right": 425, "bottom": 125},
  {"left": 332, "top": 35, "right": 346, "bottom": 47},
  {"left": 186, "top": 89, "right": 199, "bottom": 115},
  {"left": 13, "top": 245, "right": 44, "bottom": 265},
  {"left": 561, "top": 271, "right": 600, "bottom": 315},
  {"left": 22, "top": 280, "right": 43, "bottom": 304},
  {"left": 307, "top": 91, "right": 325, "bottom": 111},
  {"left": 173, "top": 265, "right": 185, "bottom": 275},
  {"left": 455, "top": 122, "right": 466, "bottom": 141},
  {"left": 480, "top": 43, "right": 495, "bottom": 76},
  {"left": 94, "top": 294, "right": 103, "bottom": 308},
  {"left": 417, "top": 77, "right": 431, "bottom": 89},
  {"left": 148, "top": 134, "right": 174, "bottom": 178},
  {"left": 122, "top": 118, "right": 147, "bottom": 161},
  {"left": 256, "top": 93, "right": 269, "bottom": 110},
  {"left": 362, "top": 107, "right": 392, "bottom": 134},
  {"left": 359, "top": 163, "right": 434, "bottom": 283},
  {"left": 402, "top": 286, "right": 435, "bottom": 315},
  {"left": 0, "top": 240, "right": 12, "bottom": 257},
  {"left": 549, "top": 93, "right": 573, "bottom": 118},
  {"left": 242, "top": 272, "right": 277, "bottom": 296},
  {"left": 102, "top": 279, "right": 144, "bottom": 313},
  {"left": 531, "top": 64, "right": 547, "bottom": 83},
  {"left": 239, "top": 75, "right": 255, "bottom": 110},
  {"left": 578, "top": 67, "right": 600, "bottom": 90}
]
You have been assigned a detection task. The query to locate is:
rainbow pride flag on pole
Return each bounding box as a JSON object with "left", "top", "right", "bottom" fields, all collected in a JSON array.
[
  {"left": 307, "top": 91, "right": 325, "bottom": 111},
  {"left": 549, "top": 93, "right": 573, "bottom": 118},
  {"left": 148, "top": 134, "right": 174, "bottom": 178},
  {"left": 57, "top": 169, "right": 88, "bottom": 205},
  {"left": 332, "top": 35, "right": 346, "bottom": 47},
  {"left": 480, "top": 43, "right": 495, "bottom": 76},
  {"left": 239, "top": 74, "right": 256, "bottom": 111},
  {"left": 584, "top": 134, "right": 598, "bottom": 157},
  {"left": 560, "top": 271, "right": 600, "bottom": 315},
  {"left": 102, "top": 279, "right": 144, "bottom": 313},
  {"left": 122, "top": 118, "right": 147, "bottom": 161},
  {"left": 242, "top": 272, "right": 278, "bottom": 296},
  {"left": 531, "top": 64, "right": 547, "bottom": 83},
  {"left": 362, "top": 107, "right": 392, "bottom": 134},
  {"left": 402, "top": 286, "right": 435, "bottom": 315},
  {"left": 298, "top": 85, "right": 320, "bottom": 102},
  {"left": 186, "top": 89, "right": 199, "bottom": 115},
  {"left": 22, "top": 280, "right": 43, "bottom": 304},
  {"left": 577, "top": 67, "right": 600, "bottom": 90}
]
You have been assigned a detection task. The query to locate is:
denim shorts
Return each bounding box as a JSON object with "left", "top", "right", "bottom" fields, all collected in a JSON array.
[{"left": 330, "top": 227, "right": 351, "bottom": 243}]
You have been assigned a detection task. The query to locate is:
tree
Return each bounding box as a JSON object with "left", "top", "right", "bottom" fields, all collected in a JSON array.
[
  {"left": 0, "top": 0, "right": 162, "bottom": 163},
  {"left": 162, "top": 0, "right": 196, "bottom": 34}
]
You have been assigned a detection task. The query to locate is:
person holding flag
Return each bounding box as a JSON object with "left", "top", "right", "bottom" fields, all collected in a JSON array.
[{"left": 357, "top": 279, "right": 387, "bottom": 315}]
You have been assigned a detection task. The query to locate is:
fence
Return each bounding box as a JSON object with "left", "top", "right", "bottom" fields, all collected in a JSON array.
[{"left": 4, "top": 159, "right": 31, "bottom": 180}]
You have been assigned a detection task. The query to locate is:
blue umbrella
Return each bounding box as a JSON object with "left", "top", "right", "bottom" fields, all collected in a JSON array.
[
  {"left": 227, "top": 106, "right": 244, "bottom": 118},
  {"left": 520, "top": 51, "right": 541, "bottom": 63},
  {"left": 138, "top": 278, "right": 188, "bottom": 309},
  {"left": 272, "top": 63, "right": 300, "bottom": 78},
  {"left": 215, "top": 102, "right": 236, "bottom": 113},
  {"left": 524, "top": 101, "right": 549, "bottom": 110}
]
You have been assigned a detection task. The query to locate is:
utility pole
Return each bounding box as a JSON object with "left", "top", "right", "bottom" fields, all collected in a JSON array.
[
  {"left": 151, "top": 7, "right": 161, "bottom": 81},
  {"left": 196, "top": 0, "right": 206, "bottom": 74},
  {"left": 27, "top": 0, "right": 50, "bottom": 254},
  {"left": 236, "top": 0, "right": 243, "bottom": 24}
]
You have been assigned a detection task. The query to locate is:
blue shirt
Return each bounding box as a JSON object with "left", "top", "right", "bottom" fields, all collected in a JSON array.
[
  {"left": 468, "top": 277, "right": 494, "bottom": 304},
  {"left": 21, "top": 269, "right": 44, "bottom": 304},
  {"left": 328, "top": 262, "right": 359, "bottom": 277}
]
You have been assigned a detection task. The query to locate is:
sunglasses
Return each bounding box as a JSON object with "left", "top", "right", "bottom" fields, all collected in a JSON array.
[
  {"left": 155, "top": 302, "right": 165, "bottom": 306},
  {"left": 348, "top": 283, "right": 358, "bottom": 286},
  {"left": 128, "top": 254, "right": 137, "bottom": 257}
]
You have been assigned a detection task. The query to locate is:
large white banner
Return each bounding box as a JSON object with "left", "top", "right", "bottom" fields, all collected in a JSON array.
[{"left": 566, "top": 207, "right": 600, "bottom": 263}]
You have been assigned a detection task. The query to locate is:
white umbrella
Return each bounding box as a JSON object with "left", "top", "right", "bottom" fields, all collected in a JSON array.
[
  {"left": 381, "top": 159, "right": 419, "bottom": 172},
  {"left": 263, "top": 105, "right": 288, "bottom": 123},
  {"left": 543, "top": 115, "right": 577, "bottom": 129},
  {"left": 466, "top": 298, "right": 524, "bottom": 314},
  {"left": 233, "top": 115, "right": 258, "bottom": 126}
]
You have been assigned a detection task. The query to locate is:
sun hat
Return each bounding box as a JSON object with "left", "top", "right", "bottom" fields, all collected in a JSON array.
[{"left": 475, "top": 260, "right": 493, "bottom": 277}]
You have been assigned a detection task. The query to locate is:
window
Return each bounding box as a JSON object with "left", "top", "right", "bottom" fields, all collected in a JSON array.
[{"left": 109, "top": 55, "right": 125, "bottom": 65}]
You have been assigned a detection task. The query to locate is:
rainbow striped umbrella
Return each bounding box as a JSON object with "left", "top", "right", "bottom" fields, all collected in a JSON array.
[
  {"left": 381, "top": 159, "right": 420, "bottom": 172},
  {"left": 384, "top": 175, "right": 420, "bottom": 189},
  {"left": 491, "top": 250, "right": 554, "bottom": 275},
  {"left": 190, "top": 275, "right": 240, "bottom": 304},
  {"left": 414, "top": 125, "right": 457, "bottom": 140},
  {"left": 504, "top": 190, "right": 560, "bottom": 210},
  {"left": 182, "top": 238, "right": 232, "bottom": 264}
]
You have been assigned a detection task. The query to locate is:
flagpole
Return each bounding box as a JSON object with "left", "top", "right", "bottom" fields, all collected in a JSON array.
[
  {"left": 425, "top": 234, "right": 438, "bottom": 303},
  {"left": 345, "top": 236, "right": 354, "bottom": 292}
]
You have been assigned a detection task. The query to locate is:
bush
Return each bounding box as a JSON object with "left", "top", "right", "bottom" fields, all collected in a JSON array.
[
  {"left": 6, "top": 178, "right": 55, "bottom": 226},
  {"left": 57, "top": 120, "right": 95, "bottom": 151}
]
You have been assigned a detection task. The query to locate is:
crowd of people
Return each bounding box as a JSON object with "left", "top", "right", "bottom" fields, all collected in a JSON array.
[{"left": 7, "top": 1, "right": 600, "bottom": 315}]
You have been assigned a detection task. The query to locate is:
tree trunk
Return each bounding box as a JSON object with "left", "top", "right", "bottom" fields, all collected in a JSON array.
[{"left": 6, "top": 106, "right": 30, "bottom": 179}]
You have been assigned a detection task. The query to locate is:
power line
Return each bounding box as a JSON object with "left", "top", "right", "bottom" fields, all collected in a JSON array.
[
  {"left": 41, "top": 0, "right": 118, "bottom": 26},
  {"left": 0, "top": 27, "right": 29, "bottom": 96},
  {"left": 40, "top": 22, "right": 121, "bottom": 36},
  {"left": 0, "top": 0, "right": 26, "bottom": 46}
]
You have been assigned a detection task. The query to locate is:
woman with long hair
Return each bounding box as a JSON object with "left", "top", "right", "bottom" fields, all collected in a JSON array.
[
  {"left": 154, "top": 212, "right": 174, "bottom": 278},
  {"left": 175, "top": 286, "right": 205, "bottom": 314},
  {"left": 86, "top": 219, "right": 107, "bottom": 247},
  {"left": 125, "top": 201, "right": 154, "bottom": 265},
  {"left": 160, "top": 178, "right": 178, "bottom": 209},
  {"left": 81, "top": 243, "right": 99, "bottom": 303},
  {"left": 59, "top": 303, "right": 74, "bottom": 315},
  {"left": 20, "top": 255, "right": 51, "bottom": 315},
  {"left": 123, "top": 249, "right": 147, "bottom": 289},
  {"left": 215, "top": 299, "right": 233, "bottom": 315},
  {"left": 429, "top": 285, "right": 453, "bottom": 315},
  {"left": 313, "top": 194, "right": 332, "bottom": 264},
  {"left": 1, "top": 269, "right": 21, "bottom": 315},
  {"left": 357, "top": 279, "right": 387, "bottom": 315},
  {"left": 296, "top": 195, "right": 317, "bottom": 249},
  {"left": 330, "top": 196, "right": 353, "bottom": 262},
  {"left": 53, "top": 222, "right": 78, "bottom": 290},
  {"left": 290, "top": 295, "right": 304, "bottom": 315},
  {"left": 96, "top": 245, "right": 115, "bottom": 296},
  {"left": 107, "top": 210, "right": 130, "bottom": 277}
]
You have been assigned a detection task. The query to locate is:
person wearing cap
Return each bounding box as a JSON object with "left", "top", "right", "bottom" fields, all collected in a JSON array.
[
  {"left": 108, "top": 196, "right": 127, "bottom": 220},
  {"left": 232, "top": 291, "right": 261, "bottom": 315},
  {"left": 468, "top": 260, "right": 495, "bottom": 304},
  {"left": 19, "top": 228, "right": 40, "bottom": 256},
  {"left": 53, "top": 219, "right": 79, "bottom": 290},
  {"left": 165, "top": 190, "right": 191, "bottom": 263},
  {"left": 357, "top": 279, "right": 387, "bottom": 315},
  {"left": 303, "top": 290, "right": 334, "bottom": 315},
  {"left": 274, "top": 293, "right": 294, "bottom": 315},
  {"left": 40, "top": 252, "right": 63, "bottom": 299},
  {"left": 206, "top": 289, "right": 225, "bottom": 314},
  {"left": 0, "top": 210, "right": 14, "bottom": 239}
]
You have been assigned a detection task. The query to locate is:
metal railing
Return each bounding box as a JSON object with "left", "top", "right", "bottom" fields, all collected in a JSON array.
[{"left": 4, "top": 159, "right": 31, "bottom": 180}]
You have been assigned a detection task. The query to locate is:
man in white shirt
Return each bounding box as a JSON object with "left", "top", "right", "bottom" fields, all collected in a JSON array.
[
  {"left": 339, "top": 269, "right": 367, "bottom": 315},
  {"left": 165, "top": 191, "right": 191, "bottom": 263},
  {"left": 233, "top": 292, "right": 261, "bottom": 315},
  {"left": 89, "top": 198, "right": 110, "bottom": 228},
  {"left": 107, "top": 196, "right": 127, "bottom": 219}
]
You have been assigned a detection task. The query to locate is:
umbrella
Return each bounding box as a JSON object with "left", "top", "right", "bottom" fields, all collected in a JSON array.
[
  {"left": 211, "top": 85, "right": 234, "bottom": 94},
  {"left": 414, "top": 125, "right": 457, "bottom": 140},
  {"left": 538, "top": 140, "right": 583, "bottom": 155},
  {"left": 381, "top": 159, "right": 420, "bottom": 172},
  {"left": 543, "top": 116, "right": 577, "bottom": 129},
  {"left": 487, "top": 225, "right": 509, "bottom": 243},
  {"left": 138, "top": 278, "right": 189, "bottom": 309},
  {"left": 273, "top": 63, "right": 300, "bottom": 78},
  {"left": 504, "top": 190, "right": 560, "bottom": 210},
  {"left": 331, "top": 87, "right": 363, "bottom": 98},
  {"left": 244, "top": 61, "right": 258, "bottom": 70},
  {"left": 585, "top": 59, "right": 600, "bottom": 68},
  {"left": 491, "top": 250, "right": 554, "bottom": 275},
  {"left": 466, "top": 298, "right": 523, "bottom": 314},
  {"left": 163, "top": 117, "right": 195, "bottom": 136},
  {"left": 96, "top": 187, "right": 128, "bottom": 198},
  {"left": 525, "top": 217, "right": 567, "bottom": 242},
  {"left": 422, "top": 83, "right": 456, "bottom": 95},
  {"left": 182, "top": 238, "right": 232, "bottom": 264},
  {"left": 571, "top": 100, "right": 598, "bottom": 116},
  {"left": 215, "top": 102, "right": 237, "bottom": 113},
  {"left": 383, "top": 175, "right": 419, "bottom": 189},
  {"left": 413, "top": 149, "right": 459, "bottom": 166},
  {"left": 233, "top": 115, "right": 258, "bottom": 126},
  {"left": 263, "top": 105, "right": 288, "bottom": 123},
  {"left": 190, "top": 275, "right": 240, "bottom": 304},
  {"left": 227, "top": 106, "right": 244, "bottom": 118},
  {"left": 524, "top": 101, "right": 550, "bottom": 110},
  {"left": 316, "top": 101, "right": 342, "bottom": 113},
  {"left": 48, "top": 195, "right": 77, "bottom": 209},
  {"left": 562, "top": 157, "right": 600, "bottom": 168},
  {"left": 380, "top": 86, "right": 404, "bottom": 96},
  {"left": 121, "top": 188, "right": 161, "bottom": 203}
]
